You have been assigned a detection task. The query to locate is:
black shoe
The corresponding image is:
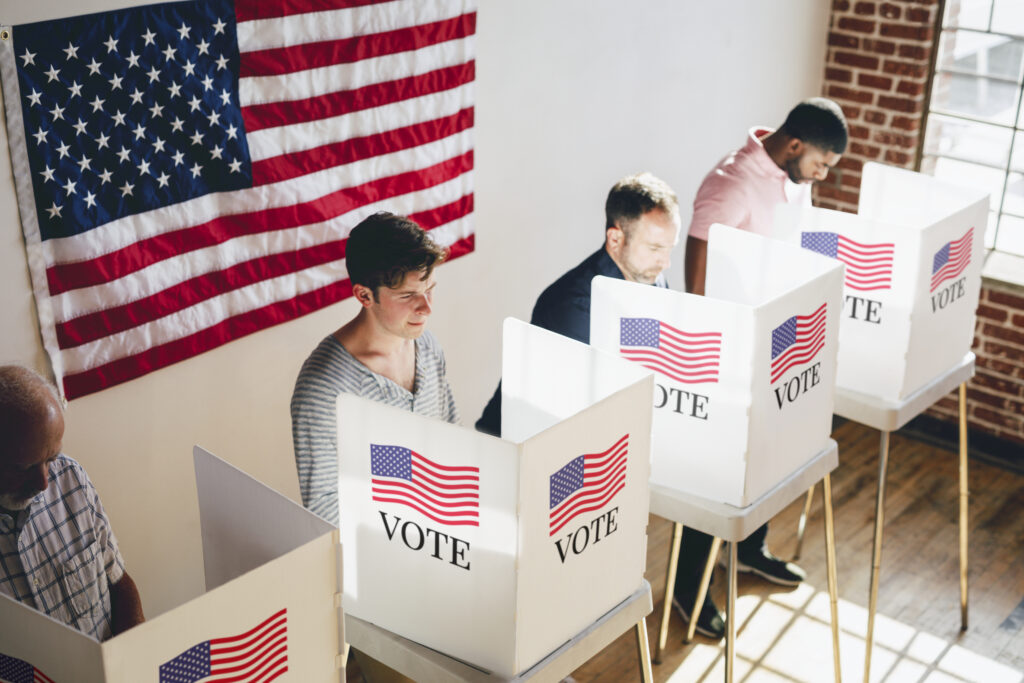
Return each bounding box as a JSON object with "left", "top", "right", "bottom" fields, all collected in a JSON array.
[
  {"left": 732, "top": 549, "right": 806, "bottom": 586},
  {"left": 672, "top": 593, "right": 726, "bottom": 639}
]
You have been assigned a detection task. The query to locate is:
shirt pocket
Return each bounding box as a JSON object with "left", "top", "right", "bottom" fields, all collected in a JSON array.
[{"left": 58, "top": 542, "right": 107, "bottom": 638}]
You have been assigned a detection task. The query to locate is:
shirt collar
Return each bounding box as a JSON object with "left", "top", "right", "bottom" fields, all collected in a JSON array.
[{"left": 742, "top": 127, "right": 787, "bottom": 179}]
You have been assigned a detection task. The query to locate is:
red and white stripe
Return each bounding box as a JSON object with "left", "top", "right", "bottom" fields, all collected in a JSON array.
[
  {"left": 620, "top": 322, "right": 721, "bottom": 384},
  {"left": 372, "top": 450, "right": 480, "bottom": 527},
  {"left": 835, "top": 234, "right": 894, "bottom": 291},
  {"left": 206, "top": 608, "right": 288, "bottom": 682},
  {"left": 35, "top": 0, "right": 476, "bottom": 398},
  {"left": 549, "top": 434, "right": 629, "bottom": 537},
  {"left": 930, "top": 227, "right": 973, "bottom": 293},
  {"left": 770, "top": 303, "right": 827, "bottom": 384}
]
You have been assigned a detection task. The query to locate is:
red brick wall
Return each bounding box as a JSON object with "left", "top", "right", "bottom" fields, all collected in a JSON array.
[{"left": 818, "top": 0, "right": 1024, "bottom": 448}]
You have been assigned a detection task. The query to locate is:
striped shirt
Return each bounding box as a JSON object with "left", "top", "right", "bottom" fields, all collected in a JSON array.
[
  {"left": 291, "top": 331, "right": 459, "bottom": 525},
  {"left": 0, "top": 454, "right": 125, "bottom": 641}
]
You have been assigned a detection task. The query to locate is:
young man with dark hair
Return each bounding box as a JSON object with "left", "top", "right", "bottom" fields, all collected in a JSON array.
[
  {"left": 685, "top": 96, "right": 848, "bottom": 294},
  {"left": 475, "top": 172, "right": 680, "bottom": 436},
  {"left": 290, "top": 212, "right": 458, "bottom": 527},
  {"left": 672, "top": 97, "right": 848, "bottom": 640}
]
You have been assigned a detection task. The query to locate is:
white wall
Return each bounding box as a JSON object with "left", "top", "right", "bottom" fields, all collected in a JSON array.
[{"left": 0, "top": 0, "right": 828, "bottom": 616}]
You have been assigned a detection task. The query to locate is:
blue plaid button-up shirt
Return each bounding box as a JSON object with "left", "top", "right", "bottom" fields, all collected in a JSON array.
[{"left": 0, "top": 454, "right": 125, "bottom": 641}]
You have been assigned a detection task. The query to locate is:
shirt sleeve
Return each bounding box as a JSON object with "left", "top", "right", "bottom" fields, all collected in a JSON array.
[
  {"left": 438, "top": 347, "right": 460, "bottom": 425},
  {"left": 688, "top": 172, "right": 751, "bottom": 241},
  {"left": 290, "top": 357, "right": 341, "bottom": 527}
]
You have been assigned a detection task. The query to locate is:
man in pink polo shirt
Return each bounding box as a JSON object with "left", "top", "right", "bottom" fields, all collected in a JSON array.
[{"left": 673, "top": 98, "right": 848, "bottom": 640}]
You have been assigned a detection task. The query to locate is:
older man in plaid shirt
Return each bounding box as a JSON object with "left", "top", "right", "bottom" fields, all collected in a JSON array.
[{"left": 0, "top": 366, "right": 144, "bottom": 641}]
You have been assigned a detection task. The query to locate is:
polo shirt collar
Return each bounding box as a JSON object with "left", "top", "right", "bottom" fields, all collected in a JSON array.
[{"left": 743, "top": 127, "right": 787, "bottom": 179}]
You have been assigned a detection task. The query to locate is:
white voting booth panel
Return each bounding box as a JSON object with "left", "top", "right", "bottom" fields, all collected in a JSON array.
[
  {"left": 0, "top": 447, "right": 342, "bottom": 683},
  {"left": 337, "top": 318, "right": 653, "bottom": 678},
  {"left": 773, "top": 162, "right": 988, "bottom": 400},
  {"left": 591, "top": 224, "right": 844, "bottom": 507}
]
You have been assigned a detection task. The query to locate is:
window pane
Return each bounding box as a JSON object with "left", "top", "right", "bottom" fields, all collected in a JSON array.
[
  {"left": 922, "top": 115, "right": 1013, "bottom": 168},
  {"left": 991, "top": 0, "right": 1024, "bottom": 38},
  {"left": 986, "top": 211, "right": 999, "bottom": 249},
  {"left": 995, "top": 214, "right": 1024, "bottom": 255},
  {"left": 936, "top": 30, "right": 1023, "bottom": 81},
  {"left": 1001, "top": 171, "right": 1024, "bottom": 216},
  {"left": 946, "top": 0, "right": 992, "bottom": 31},
  {"left": 1008, "top": 131, "right": 1024, "bottom": 172},
  {"left": 927, "top": 156, "right": 1005, "bottom": 212}
]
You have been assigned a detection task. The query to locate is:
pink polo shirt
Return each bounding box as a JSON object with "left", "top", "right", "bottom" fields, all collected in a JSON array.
[{"left": 688, "top": 127, "right": 811, "bottom": 241}]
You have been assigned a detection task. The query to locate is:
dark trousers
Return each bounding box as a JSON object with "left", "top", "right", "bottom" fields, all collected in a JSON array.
[{"left": 673, "top": 523, "right": 769, "bottom": 597}]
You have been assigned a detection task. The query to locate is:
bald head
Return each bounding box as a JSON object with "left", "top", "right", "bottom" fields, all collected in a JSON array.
[{"left": 0, "top": 365, "right": 65, "bottom": 511}]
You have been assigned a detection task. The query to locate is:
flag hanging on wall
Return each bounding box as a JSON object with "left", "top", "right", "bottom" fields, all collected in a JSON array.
[{"left": 0, "top": 0, "right": 476, "bottom": 399}]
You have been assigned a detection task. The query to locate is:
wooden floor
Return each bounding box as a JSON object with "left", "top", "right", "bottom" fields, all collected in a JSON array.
[
  {"left": 570, "top": 419, "right": 1024, "bottom": 683},
  {"left": 347, "top": 419, "right": 1024, "bottom": 682}
]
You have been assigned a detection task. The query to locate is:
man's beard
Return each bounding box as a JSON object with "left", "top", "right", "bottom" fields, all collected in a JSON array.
[
  {"left": 785, "top": 157, "right": 808, "bottom": 184},
  {"left": 0, "top": 491, "right": 40, "bottom": 512}
]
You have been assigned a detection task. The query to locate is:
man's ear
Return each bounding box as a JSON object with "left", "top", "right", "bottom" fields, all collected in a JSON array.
[
  {"left": 786, "top": 137, "right": 804, "bottom": 160},
  {"left": 606, "top": 225, "right": 624, "bottom": 252},
  {"left": 352, "top": 283, "right": 375, "bottom": 308}
]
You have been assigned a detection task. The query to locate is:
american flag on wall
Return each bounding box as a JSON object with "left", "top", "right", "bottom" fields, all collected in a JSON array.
[
  {"left": 370, "top": 443, "right": 480, "bottom": 527},
  {"left": 0, "top": 0, "right": 476, "bottom": 399},
  {"left": 770, "top": 303, "right": 826, "bottom": 384},
  {"left": 549, "top": 434, "right": 628, "bottom": 537},
  {"left": 931, "top": 227, "right": 973, "bottom": 292},
  {"left": 0, "top": 653, "right": 55, "bottom": 683},
  {"left": 800, "top": 231, "right": 894, "bottom": 292},
  {"left": 158, "top": 608, "right": 287, "bottom": 683},
  {"left": 618, "top": 317, "right": 721, "bottom": 384}
]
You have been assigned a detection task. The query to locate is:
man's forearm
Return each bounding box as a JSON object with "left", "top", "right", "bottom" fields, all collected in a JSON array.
[
  {"left": 684, "top": 236, "right": 708, "bottom": 295},
  {"left": 110, "top": 571, "right": 145, "bottom": 636}
]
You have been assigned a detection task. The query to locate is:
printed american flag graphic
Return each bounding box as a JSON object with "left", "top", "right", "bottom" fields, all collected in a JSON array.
[
  {"left": 371, "top": 444, "right": 479, "bottom": 527},
  {"left": 0, "top": 653, "right": 55, "bottom": 683},
  {"left": 0, "top": 0, "right": 475, "bottom": 399},
  {"left": 549, "top": 434, "right": 628, "bottom": 537},
  {"left": 770, "top": 303, "right": 827, "bottom": 384},
  {"left": 931, "top": 227, "right": 973, "bottom": 292},
  {"left": 800, "top": 231, "right": 894, "bottom": 291},
  {"left": 158, "top": 608, "right": 287, "bottom": 683},
  {"left": 619, "top": 317, "right": 721, "bottom": 384}
]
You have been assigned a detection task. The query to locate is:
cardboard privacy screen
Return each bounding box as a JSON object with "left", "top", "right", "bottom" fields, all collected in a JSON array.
[
  {"left": 0, "top": 447, "right": 342, "bottom": 682},
  {"left": 591, "top": 224, "right": 844, "bottom": 507},
  {"left": 774, "top": 162, "right": 988, "bottom": 399},
  {"left": 337, "top": 318, "right": 653, "bottom": 678}
]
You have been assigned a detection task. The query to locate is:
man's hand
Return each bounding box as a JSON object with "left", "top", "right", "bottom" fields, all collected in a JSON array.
[{"left": 110, "top": 571, "right": 145, "bottom": 636}]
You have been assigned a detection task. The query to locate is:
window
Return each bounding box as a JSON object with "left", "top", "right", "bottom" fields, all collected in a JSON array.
[{"left": 922, "top": 0, "right": 1024, "bottom": 256}]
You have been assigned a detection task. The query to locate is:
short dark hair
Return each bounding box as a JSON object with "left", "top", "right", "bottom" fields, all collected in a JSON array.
[
  {"left": 605, "top": 172, "right": 679, "bottom": 232},
  {"left": 346, "top": 212, "right": 446, "bottom": 296},
  {"left": 780, "top": 98, "right": 849, "bottom": 154}
]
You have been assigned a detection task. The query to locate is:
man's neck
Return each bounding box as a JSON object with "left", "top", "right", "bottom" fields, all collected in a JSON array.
[
  {"left": 333, "top": 311, "right": 417, "bottom": 389},
  {"left": 760, "top": 130, "right": 790, "bottom": 172}
]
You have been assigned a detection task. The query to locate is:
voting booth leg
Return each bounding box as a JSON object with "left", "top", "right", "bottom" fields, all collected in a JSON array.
[
  {"left": 725, "top": 542, "right": 738, "bottom": 683},
  {"left": 823, "top": 473, "right": 842, "bottom": 683},
  {"left": 792, "top": 485, "right": 816, "bottom": 561},
  {"left": 656, "top": 522, "right": 684, "bottom": 662},
  {"left": 636, "top": 618, "right": 655, "bottom": 682},
  {"left": 958, "top": 382, "right": 969, "bottom": 631},
  {"left": 864, "top": 430, "right": 891, "bottom": 683},
  {"left": 685, "top": 536, "right": 723, "bottom": 644}
]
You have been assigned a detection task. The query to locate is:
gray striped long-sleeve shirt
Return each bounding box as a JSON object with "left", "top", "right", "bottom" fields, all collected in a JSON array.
[{"left": 290, "top": 331, "right": 459, "bottom": 525}]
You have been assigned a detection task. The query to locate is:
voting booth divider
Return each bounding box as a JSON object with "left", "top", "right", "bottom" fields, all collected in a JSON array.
[
  {"left": 591, "top": 224, "right": 844, "bottom": 507},
  {"left": 0, "top": 447, "right": 343, "bottom": 683},
  {"left": 337, "top": 318, "right": 654, "bottom": 678},
  {"left": 773, "top": 162, "right": 989, "bottom": 400}
]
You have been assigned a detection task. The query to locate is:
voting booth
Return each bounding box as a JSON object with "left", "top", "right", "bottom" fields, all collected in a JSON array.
[
  {"left": 591, "top": 224, "right": 844, "bottom": 507},
  {"left": 773, "top": 162, "right": 988, "bottom": 400},
  {"left": 337, "top": 318, "right": 653, "bottom": 678},
  {"left": 0, "top": 447, "right": 343, "bottom": 683}
]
